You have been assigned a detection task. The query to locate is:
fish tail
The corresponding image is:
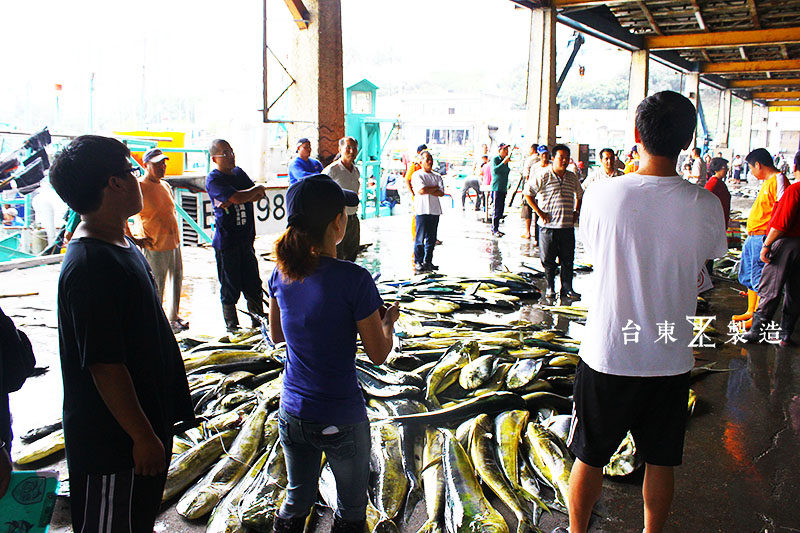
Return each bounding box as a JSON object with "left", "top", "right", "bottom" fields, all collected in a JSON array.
[
  {"left": 516, "top": 488, "right": 550, "bottom": 515},
  {"left": 402, "top": 483, "right": 423, "bottom": 524},
  {"left": 415, "top": 519, "right": 442, "bottom": 533},
  {"left": 516, "top": 517, "right": 545, "bottom": 533}
]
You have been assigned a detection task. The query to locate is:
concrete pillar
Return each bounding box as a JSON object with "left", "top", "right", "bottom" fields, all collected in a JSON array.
[
  {"left": 525, "top": 8, "right": 557, "bottom": 147},
  {"left": 754, "top": 104, "right": 769, "bottom": 149},
  {"left": 683, "top": 72, "right": 700, "bottom": 147},
  {"left": 740, "top": 99, "right": 753, "bottom": 156},
  {"left": 716, "top": 89, "right": 732, "bottom": 148},
  {"left": 289, "top": 0, "right": 344, "bottom": 166},
  {"left": 626, "top": 50, "right": 649, "bottom": 145}
]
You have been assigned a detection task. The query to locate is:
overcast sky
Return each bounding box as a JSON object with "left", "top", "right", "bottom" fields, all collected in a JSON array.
[{"left": 1, "top": 0, "right": 632, "bottom": 135}]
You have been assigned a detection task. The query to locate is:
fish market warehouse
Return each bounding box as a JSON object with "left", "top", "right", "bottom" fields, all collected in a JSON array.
[{"left": 1, "top": 0, "right": 800, "bottom": 532}]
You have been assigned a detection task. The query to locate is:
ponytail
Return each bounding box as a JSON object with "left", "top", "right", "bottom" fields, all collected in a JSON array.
[{"left": 274, "top": 225, "right": 326, "bottom": 282}]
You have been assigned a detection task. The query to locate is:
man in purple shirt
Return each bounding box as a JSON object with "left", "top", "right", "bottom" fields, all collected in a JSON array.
[{"left": 205, "top": 139, "right": 267, "bottom": 331}]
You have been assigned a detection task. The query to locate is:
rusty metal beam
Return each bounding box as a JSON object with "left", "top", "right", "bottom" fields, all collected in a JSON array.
[
  {"left": 766, "top": 100, "right": 800, "bottom": 106},
  {"left": 283, "top": 0, "right": 309, "bottom": 29},
  {"left": 552, "top": 0, "right": 617, "bottom": 6},
  {"left": 751, "top": 90, "right": 800, "bottom": 99},
  {"left": 729, "top": 78, "right": 800, "bottom": 88},
  {"left": 637, "top": 1, "right": 663, "bottom": 35},
  {"left": 644, "top": 27, "right": 800, "bottom": 50},
  {"left": 701, "top": 59, "right": 800, "bottom": 74},
  {"left": 747, "top": 0, "right": 761, "bottom": 28}
]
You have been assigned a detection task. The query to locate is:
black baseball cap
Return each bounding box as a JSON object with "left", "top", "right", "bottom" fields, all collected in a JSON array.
[
  {"left": 416, "top": 144, "right": 428, "bottom": 153},
  {"left": 287, "top": 174, "right": 359, "bottom": 231}
]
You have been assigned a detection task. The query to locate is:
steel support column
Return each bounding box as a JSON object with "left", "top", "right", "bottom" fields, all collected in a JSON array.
[
  {"left": 525, "top": 7, "right": 558, "bottom": 147},
  {"left": 626, "top": 50, "right": 649, "bottom": 145},
  {"left": 289, "top": 0, "right": 344, "bottom": 165},
  {"left": 741, "top": 99, "right": 754, "bottom": 155},
  {"left": 683, "top": 72, "right": 700, "bottom": 147},
  {"left": 716, "top": 89, "right": 732, "bottom": 148}
]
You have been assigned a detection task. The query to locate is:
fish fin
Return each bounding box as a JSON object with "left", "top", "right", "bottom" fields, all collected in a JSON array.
[
  {"left": 516, "top": 488, "right": 550, "bottom": 515},
  {"left": 419, "top": 456, "right": 443, "bottom": 474}
]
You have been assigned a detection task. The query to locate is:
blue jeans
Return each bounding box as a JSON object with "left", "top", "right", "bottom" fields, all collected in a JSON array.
[
  {"left": 738, "top": 234, "right": 766, "bottom": 292},
  {"left": 277, "top": 408, "right": 370, "bottom": 521},
  {"left": 414, "top": 214, "right": 440, "bottom": 265}
]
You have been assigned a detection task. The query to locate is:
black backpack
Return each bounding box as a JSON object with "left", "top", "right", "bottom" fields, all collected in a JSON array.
[{"left": 0, "top": 307, "right": 35, "bottom": 393}]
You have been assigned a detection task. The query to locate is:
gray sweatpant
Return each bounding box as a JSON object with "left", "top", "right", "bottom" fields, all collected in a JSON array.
[
  {"left": 336, "top": 214, "right": 361, "bottom": 262},
  {"left": 143, "top": 247, "right": 183, "bottom": 321}
]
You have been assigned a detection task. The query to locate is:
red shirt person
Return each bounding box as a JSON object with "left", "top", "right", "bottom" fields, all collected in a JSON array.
[
  {"left": 705, "top": 157, "right": 731, "bottom": 227},
  {"left": 743, "top": 180, "right": 800, "bottom": 346}
]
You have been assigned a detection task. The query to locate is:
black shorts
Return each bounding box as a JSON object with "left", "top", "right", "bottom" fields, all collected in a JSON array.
[
  {"left": 69, "top": 468, "right": 167, "bottom": 532},
  {"left": 567, "top": 361, "right": 690, "bottom": 468},
  {"left": 521, "top": 202, "right": 533, "bottom": 219}
]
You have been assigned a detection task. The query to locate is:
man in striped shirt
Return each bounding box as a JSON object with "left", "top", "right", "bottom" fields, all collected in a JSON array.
[{"left": 525, "top": 144, "right": 584, "bottom": 299}]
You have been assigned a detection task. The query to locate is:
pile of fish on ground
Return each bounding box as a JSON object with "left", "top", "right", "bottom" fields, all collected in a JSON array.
[{"left": 12, "top": 271, "right": 717, "bottom": 532}]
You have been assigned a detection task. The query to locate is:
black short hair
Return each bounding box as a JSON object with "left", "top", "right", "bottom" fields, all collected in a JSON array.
[
  {"left": 745, "top": 148, "right": 776, "bottom": 169},
  {"left": 692, "top": 147, "right": 702, "bottom": 157},
  {"left": 599, "top": 148, "right": 615, "bottom": 160},
  {"left": 709, "top": 157, "right": 729, "bottom": 174},
  {"left": 551, "top": 144, "right": 570, "bottom": 159},
  {"left": 635, "top": 91, "right": 696, "bottom": 159},
  {"left": 49, "top": 135, "right": 130, "bottom": 214},
  {"left": 793, "top": 150, "right": 800, "bottom": 173}
]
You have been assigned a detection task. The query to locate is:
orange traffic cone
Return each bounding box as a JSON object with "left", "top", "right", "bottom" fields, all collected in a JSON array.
[{"left": 733, "top": 290, "right": 759, "bottom": 328}]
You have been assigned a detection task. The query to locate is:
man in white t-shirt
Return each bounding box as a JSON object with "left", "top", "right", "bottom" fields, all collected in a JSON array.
[
  {"left": 688, "top": 147, "right": 707, "bottom": 186},
  {"left": 582, "top": 148, "right": 623, "bottom": 191},
  {"left": 411, "top": 150, "right": 445, "bottom": 273},
  {"left": 324, "top": 136, "right": 361, "bottom": 261},
  {"left": 562, "top": 91, "right": 728, "bottom": 533}
]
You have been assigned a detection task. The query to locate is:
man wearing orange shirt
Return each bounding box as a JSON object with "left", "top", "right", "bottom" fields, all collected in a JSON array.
[
  {"left": 133, "top": 148, "right": 188, "bottom": 332},
  {"left": 734, "top": 148, "right": 790, "bottom": 328}
]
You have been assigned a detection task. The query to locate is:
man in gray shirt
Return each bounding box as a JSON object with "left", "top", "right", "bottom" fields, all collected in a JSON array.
[
  {"left": 324, "top": 136, "right": 361, "bottom": 261},
  {"left": 525, "top": 144, "right": 584, "bottom": 299}
]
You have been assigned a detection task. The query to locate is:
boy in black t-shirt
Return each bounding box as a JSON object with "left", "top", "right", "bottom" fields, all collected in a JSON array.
[{"left": 50, "top": 136, "right": 194, "bottom": 532}]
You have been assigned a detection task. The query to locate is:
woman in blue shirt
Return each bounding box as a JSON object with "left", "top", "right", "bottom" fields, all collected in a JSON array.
[{"left": 268, "top": 174, "right": 399, "bottom": 533}]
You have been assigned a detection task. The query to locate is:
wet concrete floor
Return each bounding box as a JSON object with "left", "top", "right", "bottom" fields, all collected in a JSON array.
[{"left": 4, "top": 192, "right": 800, "bottom": 532}]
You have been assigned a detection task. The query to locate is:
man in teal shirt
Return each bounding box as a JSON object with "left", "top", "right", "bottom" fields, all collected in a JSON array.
[{"left": 491, "top": 143, "right": 514, "bottom": 237}]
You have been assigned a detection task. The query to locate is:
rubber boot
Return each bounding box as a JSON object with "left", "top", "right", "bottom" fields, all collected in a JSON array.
[
  {"left": 742, "top": 312, "right": 768, "bottom": 343},
  {"left": 743, "top": 297, "right": 760, "bottom": 329},
  {"left": 246, "top": 297, "right": 264, "bottom": 329},
  {"left": 331, "top": 515, "right": 367, "bottom": 533},
  {"left": 559, "top": 263, "right": 580, "bottom": 299},
  {"left": 273, "top": 515, "right": 306, "bottom": 533},
  {"left": 222, "top": 304, "right": 239, "bottom": 332},
  {"left": 544, "top": 268, "right": 556, "bottom": 298},
  {"left": 779, "top": 312, "right": 798, "bottom": 347},
  {"left": 733, "top": 290, "right": 758, "bottom": 322}
]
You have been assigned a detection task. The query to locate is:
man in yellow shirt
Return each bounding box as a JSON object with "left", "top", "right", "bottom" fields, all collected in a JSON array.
[
  {"left": 133, "top": 148, "right": 188, "bottom": 332},
  {"left": 734, "top": 148, "right": 790, "bottom": 327},
  {"left": 623, "top": 145, "right": 640, "bottom": 174}
]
